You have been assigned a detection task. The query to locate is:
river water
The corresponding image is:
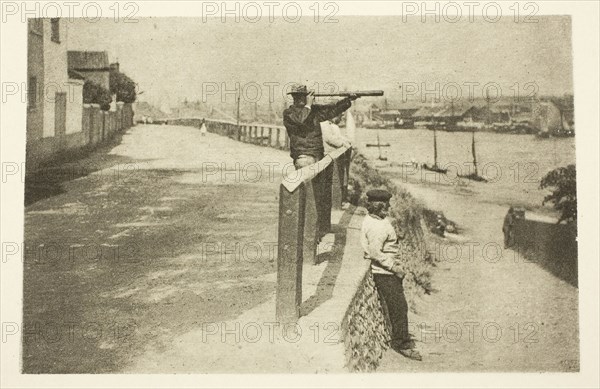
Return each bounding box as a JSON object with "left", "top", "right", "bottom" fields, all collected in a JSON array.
[{"left": 355, "top": 128, "right": 576, "bottom": 214}]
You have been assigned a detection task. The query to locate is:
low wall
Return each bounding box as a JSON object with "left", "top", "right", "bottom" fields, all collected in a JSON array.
[
  {"left": 342, "top": 266, "right": 392, "bottom": 371},
  {"left": 511, "top": 213, "right": 578, "bottom": 286},
  {"left": 26, "top": 103, "right": 134, "bottom": 173}
]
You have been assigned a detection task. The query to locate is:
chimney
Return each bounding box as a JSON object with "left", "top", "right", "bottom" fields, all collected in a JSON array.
[{"left": 110, "top": 62, "right": 120, "bottom": 73}]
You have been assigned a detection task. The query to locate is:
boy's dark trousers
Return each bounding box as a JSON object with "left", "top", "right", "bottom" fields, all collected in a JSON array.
[{"left": 373, "top": 273, "right": 411, "bottom": 349}]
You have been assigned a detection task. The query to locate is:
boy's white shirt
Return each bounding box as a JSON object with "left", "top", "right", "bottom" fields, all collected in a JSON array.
[
  {"left": 360, "top": 214, "right": 399, "bottom": 275},
  {"left": 321, "top": 120, "right": 349, "bottom": 153}
]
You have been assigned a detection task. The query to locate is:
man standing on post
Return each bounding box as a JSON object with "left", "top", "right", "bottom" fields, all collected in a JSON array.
[{"left": 283, "top": 84, "right": 358, "bottom": 169}]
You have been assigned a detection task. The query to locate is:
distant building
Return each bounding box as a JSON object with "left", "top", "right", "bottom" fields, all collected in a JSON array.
[
  {"left": 67, "top": 50, "right": 111, "bottom": 90},
  {"left": 374, "top": 108, "right": 419, "bottom": 128},
  {"left": 435, "top": 105, "right": 477, "bottom": 125},
  {"left": 27, "top": 18, "right": 84, "bottom": 143}
]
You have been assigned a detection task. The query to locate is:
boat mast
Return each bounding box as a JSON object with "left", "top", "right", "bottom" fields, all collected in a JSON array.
[
  {"left": 236, "top": 93, "right": 241, "bottom": 126},
  {"left": 471, "top": 130, "right": 478, "bottom": 176},
  {"left": 433, "top": 128, "right": 438, "bottom": 168}
]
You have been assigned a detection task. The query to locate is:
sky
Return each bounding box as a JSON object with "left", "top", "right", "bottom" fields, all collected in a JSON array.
[{"left": 66, "top": 15, "right": 573, "bottom": 109}]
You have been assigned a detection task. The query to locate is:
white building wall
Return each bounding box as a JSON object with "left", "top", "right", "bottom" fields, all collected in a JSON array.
[{"left": 42, "top": 18, "right": 70, "bottom": 138}]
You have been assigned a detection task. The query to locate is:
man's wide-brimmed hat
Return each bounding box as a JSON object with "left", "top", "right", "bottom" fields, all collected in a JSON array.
[
  {"left": 287, "top": 84, "right": 309, "bottom": 95},
  {"left": 366, "top": 189, "right": 393, "bottom": 202}
]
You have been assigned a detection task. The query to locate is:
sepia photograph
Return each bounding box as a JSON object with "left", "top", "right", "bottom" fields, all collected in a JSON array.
[{"left": 1, "top": 1, "right": 599, "bottom": 387}]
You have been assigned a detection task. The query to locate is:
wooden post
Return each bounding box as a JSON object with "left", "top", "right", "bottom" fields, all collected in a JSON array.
[
  {"left": 236, "top": 94, "right": 241, "bottom": 139},
  {"left": 268, "top": 128, "right": 273, "bottom": 148},
  {"left": 318, "top": 166, "right": 333, "bottom": 235},
  {"left": 331, "top": 155, "right": 345, "bottom": 209},
  {"left": 102, "top": 112, "right": 106, "bottom": 141},
  {"left": 303, "top": 180, "right": 319, "bottom": 265},
  {"left": 260, "top": 126, "right": 265, "bottom": 145},
  {"left": 276, "top": 184, "right": 306, "bottom": 324},
  {"left": 341, "top": 149, "right": 351, "bottom": 204},
  {"left": 276, "top": 128, "right": 281, "bottom": 148}
]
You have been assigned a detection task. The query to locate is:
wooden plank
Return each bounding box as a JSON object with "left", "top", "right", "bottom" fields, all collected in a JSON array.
[
  {"left": 303, "top": 180, "right": 318, "bottom": 265},
  {"left": 276, "top": 128, "right": 281, "bottom": 148},
  {"left": 102, "top": 112, "right": 106, "bottom": 140},
  {"left": 331, "top": 155, "right": 344, "bottom": 209},
  {"left": 342, "top": 149, "right": 352, "bottom": 203},
  {"left": 318, "top": 166, "right": 333, "bottom": 235},
  {"left": 276, "top": 184, "right": 305, "bottom": 324}
]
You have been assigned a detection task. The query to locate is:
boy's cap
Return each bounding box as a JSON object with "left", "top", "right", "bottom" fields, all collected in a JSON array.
[{"left": 366, "top": 189, "right": 392, "bottom": 202}]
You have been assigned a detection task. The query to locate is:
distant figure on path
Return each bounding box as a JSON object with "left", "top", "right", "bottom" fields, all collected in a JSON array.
[
  {"left": 200, "top": 119, "right": 207, "bottom": 136},
  {"left": 361, "top": 189, "right": 422, "bottom": 361},
  {"left": 283, "top": 84, "right": 357, "bottom": 169}
]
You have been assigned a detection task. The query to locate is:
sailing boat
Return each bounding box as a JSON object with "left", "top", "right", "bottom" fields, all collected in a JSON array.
[
  {"left": 458, "top": 130, "right": 487, "bottom": 182},
  {"left": 422, "top": 125, "right": 447, "bottom": 174},
  {"left": 373, "top": 132, "right": 388, "bottom": 161},
  {"left": 366, "top": 129, "right": 391, "bottom": 148},
  {"left": 366, "top": 100, "right": 390, "bottom": 148}
]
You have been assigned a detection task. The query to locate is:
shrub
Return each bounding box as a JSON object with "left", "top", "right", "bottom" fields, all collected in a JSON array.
[
  {"left": 83, "top": 80, "right": 111, "bottom": 111},
  {"left": 540, "top": 164, "right": 577, "bottom": 224},
  {"left": 109, "top": 70, "right": 137, "bottom": 103}
]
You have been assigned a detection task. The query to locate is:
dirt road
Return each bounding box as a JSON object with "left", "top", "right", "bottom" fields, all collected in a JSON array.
[
  {"left": 22, "top": 124, "right": 291, "bottom": 373},
  {"left": 378, "top": 178, "right": 579, "bottom": 372}
]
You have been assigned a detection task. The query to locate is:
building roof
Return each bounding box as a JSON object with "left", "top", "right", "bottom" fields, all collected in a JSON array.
[
  {"left": 67, "top": 69, "right": 86, "bottom": 80},
  {"left": 398, "top": 108, "right": 419, "bottom": 118},
  {"left": 412, "top": 106, "right": 445, "bottom": 118},
  {"left": 376, "top": 108, "right": 420, "bottom": 120},
  {"left": 434, "top": 105, "right": 474, "bottom": 118},
  {"left": 67, "top": 51, "right": 110, "bottom": 71},
  {"left": 411, "top": 105, "right": 474, "bottom": 119}
]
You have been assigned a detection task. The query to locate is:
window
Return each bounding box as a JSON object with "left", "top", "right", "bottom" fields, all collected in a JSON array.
[
  {"left": 28, "top": 77, "right": 37, "bottom": 108},
  {"left": 50, "top": 18, "right": 60, "bottom": 43}
]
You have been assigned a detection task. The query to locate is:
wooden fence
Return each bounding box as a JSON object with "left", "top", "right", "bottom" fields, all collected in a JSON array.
[
  {"left": 167, "top": 118, "right": 290, "bottom": 150},
  {"left": 276, "top": 146, "right": 352, "bottom": 324},
  {"left": 82, "top": 102, "right": 134, "bottom": 146},
  {"left": 168, "top": 117, "right": 353, "bottom": 323},
  {"left": 26, "top": 102, "right": 135, "bottom": 173}
]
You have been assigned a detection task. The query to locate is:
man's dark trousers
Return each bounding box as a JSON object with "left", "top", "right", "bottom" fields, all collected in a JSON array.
[{"left": 373, "top": 273, "right": 411, "bottom": 349}]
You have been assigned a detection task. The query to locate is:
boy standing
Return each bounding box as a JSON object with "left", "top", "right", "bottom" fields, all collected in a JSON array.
[{"left": 360, "top": 189, "right": 422, "bottom": 361}]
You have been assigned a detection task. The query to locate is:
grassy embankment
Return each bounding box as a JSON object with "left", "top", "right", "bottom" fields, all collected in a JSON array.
[{"left": 348, "top": 153, "right": 449, "bottom": 305}]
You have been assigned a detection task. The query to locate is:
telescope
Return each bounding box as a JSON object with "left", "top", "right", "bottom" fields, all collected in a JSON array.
[{"left": 312, "top": 90, "right": 384, "bottom": 97}]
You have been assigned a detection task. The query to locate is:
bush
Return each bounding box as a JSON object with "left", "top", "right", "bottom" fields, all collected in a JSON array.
[
  {"left": 109, "top": 70, "right": 137, "bottom": 103},
  {"left": 83, "top": 80, "right": 111, "bottom": 111},
  {"left": 540, "top": 164, "right": 577, "bottom": 224}
]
